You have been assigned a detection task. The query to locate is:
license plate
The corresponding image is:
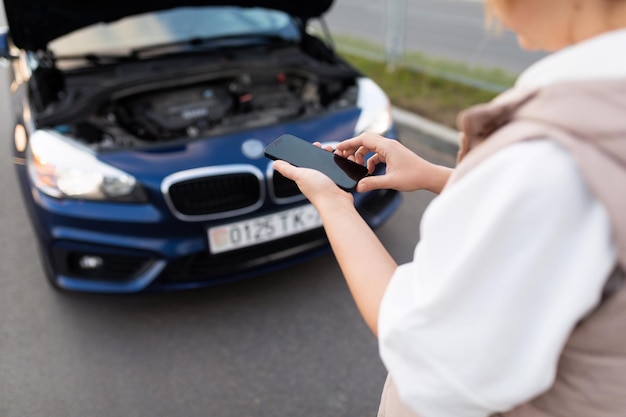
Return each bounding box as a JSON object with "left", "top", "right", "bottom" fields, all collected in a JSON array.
[{"left": 208, "top": 204, "right": 322, "bottom": 254}]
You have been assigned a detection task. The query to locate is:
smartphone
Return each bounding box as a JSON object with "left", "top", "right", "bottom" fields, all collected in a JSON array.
[{"left": 264, "top": 134, "right": 369, "bottom": 191}]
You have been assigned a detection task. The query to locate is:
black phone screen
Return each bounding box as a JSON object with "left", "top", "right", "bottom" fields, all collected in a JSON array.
[{"left": 264, "top": 134, "right": 368, "bottom": 191}]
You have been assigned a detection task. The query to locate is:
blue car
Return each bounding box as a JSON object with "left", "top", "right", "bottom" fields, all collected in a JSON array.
[{"left": 2, "top": 0, "right": 401, "bottom": 293}]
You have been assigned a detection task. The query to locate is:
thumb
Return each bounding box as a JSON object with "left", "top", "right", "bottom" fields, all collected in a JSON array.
[
  {"left": 356, "top": 175, "right": 388, "bottom": 193},
  {"left": 273, "top": 160, "right": 297, "bottom": 180}
]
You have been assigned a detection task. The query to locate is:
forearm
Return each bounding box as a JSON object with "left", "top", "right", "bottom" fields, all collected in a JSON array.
[
  {"left": 316, "top": 197, "right": 397, "bottom": 337},
  {"left": 424, "top": 163, "right": 454, "bottom": 194}
]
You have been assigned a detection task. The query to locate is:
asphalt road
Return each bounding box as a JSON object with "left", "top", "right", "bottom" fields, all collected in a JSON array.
[{"left": 325, "top": 0, "right": 548, "bottom": 74}]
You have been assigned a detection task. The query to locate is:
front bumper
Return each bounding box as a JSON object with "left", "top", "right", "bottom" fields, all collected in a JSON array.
[{"left": 31, "top": 186, "right": 400, "bottom": 293}]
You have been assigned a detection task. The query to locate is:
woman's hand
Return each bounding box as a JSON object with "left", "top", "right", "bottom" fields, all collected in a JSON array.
[
  {"left": 335, "top": 133, "right": 453, "bottom": 194},
  {"left": 272, "top": 159, "right": 354, "bottom": 210}
]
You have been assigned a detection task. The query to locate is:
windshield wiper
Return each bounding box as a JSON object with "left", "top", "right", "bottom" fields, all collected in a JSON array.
[
  {"left": 53, "top": 53, "right": 136, "bottom": 65},
  {"left": 130, "top": 33, "right": 295, "bottom": 58}
]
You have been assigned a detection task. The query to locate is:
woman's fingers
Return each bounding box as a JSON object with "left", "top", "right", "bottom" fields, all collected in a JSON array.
[
  {"left": 336, "top": 134, "right": 391, "bottom": 163},
  {"left": 272, "top": 160, "right": 298, "bottom": 180},
  {"left": 354, "top": 146, "right": 369, "bottom": 165},
  {"left": 366, "top": 153, "right": 383, "bottom": 173}
]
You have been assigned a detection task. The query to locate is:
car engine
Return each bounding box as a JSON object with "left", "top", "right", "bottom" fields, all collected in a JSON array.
[
  {"left": 36, "top": 63, "right": 359, "bottom": 150},
  {"left": 112, "top": 72, "right": 326, "bottom": 141}
]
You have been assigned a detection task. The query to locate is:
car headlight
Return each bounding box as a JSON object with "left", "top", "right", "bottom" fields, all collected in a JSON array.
[
  {"left": 354, "top": 77, "right": 394, "bottom": 136},
  {"left": 26, "top": 129, "right": 147, "bottom": 202}
]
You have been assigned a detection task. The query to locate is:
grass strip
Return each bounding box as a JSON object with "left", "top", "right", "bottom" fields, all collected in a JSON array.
[
  {"left": 334, "top": 35, "right": 517, "bottom": 90},
  {"left": 343, "top": 51, "right": 499, "bottom": 128},
  {"left": 329, "top": 35, "right": 514, "bottom": 128}
]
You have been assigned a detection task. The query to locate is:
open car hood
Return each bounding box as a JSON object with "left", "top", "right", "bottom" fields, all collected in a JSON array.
[{"left": 3, "top": 0, "right": 334, "bottom": 51}]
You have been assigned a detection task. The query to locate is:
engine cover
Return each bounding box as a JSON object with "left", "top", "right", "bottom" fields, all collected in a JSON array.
[{"left": 120, "top": 84, "right": 234, "bottom": 135}]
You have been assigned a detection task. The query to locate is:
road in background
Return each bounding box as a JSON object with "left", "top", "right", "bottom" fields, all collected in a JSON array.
[{"left": 325, "top": 0, "right": 548, "bottom": 74}]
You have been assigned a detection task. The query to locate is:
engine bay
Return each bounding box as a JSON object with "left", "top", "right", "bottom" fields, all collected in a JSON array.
[{"left": 33, "top": 57, "right": 360, "bottom": 150}]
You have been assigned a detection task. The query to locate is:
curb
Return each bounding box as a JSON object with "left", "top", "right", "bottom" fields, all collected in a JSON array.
[{"left": 392, "top": 107, "right": 459, "bottom": 146}]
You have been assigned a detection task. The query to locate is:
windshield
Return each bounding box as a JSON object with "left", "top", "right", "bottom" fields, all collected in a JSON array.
[{"left": 49, "top": 6, "right": 300, "bottom": 56}]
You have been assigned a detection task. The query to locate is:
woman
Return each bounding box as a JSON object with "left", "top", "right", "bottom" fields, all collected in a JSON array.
[{"left": 273, "top": 1, "right": 626, "bottom": 416}]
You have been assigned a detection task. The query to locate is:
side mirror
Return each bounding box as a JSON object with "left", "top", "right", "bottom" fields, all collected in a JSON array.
[{"left": 0, "top": 27, "right": 18, "bottom": 60}]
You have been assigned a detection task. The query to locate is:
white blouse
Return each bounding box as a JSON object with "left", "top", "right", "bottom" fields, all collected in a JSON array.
[{"left": 377, "top": 29, "right": 625, "bottom": 417}]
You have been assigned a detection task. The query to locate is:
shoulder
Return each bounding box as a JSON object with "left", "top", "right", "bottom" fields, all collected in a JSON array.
[
  {"left": 425, "top": 138, "right": 604, "bottom": 240},
  {"left": 449, "top": 138, "right": 588, "bottom": 202}
]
